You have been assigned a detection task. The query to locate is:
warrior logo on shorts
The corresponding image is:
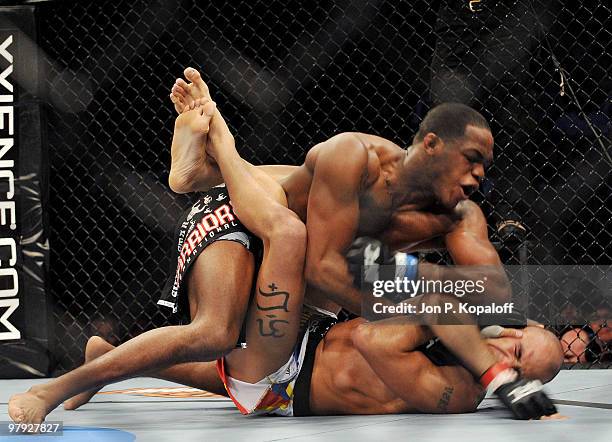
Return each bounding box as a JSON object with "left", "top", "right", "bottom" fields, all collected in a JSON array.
[
  {"left": 172, "top": 203, "right": 238, "bottom": 295},
  {"left": 186, "top": 195, "right": 213, "bottom": 221}
]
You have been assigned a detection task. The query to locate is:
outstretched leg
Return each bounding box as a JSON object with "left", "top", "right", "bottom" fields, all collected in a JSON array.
[
  {"left": 203, "top": 99, "right": 307, "bottom": 382},
  {"left": 9, "top": 240, "right": 253, "bottom": 424},
  {"left": 64, "top": 336, "right": 226, "bottom": 410}
]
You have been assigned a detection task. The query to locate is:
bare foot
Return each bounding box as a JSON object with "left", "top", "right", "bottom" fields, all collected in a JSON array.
[
  {"left": 63, "top": 336, "right": 114, "bottom": 410},
  {"left": 8, "top": 386, "right": 52, "bottom": 424},
  {"left": 538, "top": 413, "right": 569, "bottom": 421},
  {"left": 168, "top": 101, "right": 221, "bottom": 193},
  {"left": 204, "top": 107, "right": 236, "bottom": 163},
  {"left": 170, "top": 67, "right": 212, "bottom": 114}
]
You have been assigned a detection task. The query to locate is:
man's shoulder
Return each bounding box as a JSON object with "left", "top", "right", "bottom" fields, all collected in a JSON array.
[
  {"left": 321, "top": 132, "right": 401, "bottom": 152},
  {"left": 320, "top": 132, "right": 400, "bottom": 169}
]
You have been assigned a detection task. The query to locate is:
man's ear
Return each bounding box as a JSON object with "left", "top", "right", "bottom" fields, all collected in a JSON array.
[{"left": 423, "top": 132, "right": 443, "bottom": 155}]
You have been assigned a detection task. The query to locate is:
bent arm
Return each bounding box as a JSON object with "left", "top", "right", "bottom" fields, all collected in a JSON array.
[
  {"left": 352, "top": 317, "right": 484, "bottom": 413},
  {"left": 304, "top": 134, "right": 370, "bottom": 314},
  {"left": 417, "top": 201, "right": 511, "bottom": 303}
]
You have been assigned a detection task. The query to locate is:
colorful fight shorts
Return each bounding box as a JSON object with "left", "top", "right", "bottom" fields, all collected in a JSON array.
[
  {"left": 158, "top": 185, "right": 261, "bottom": 316},
  {"left": 218, "top": 314, "right": 337, "bottom": 417}
]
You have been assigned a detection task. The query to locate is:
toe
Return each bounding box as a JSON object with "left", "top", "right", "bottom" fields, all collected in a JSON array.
[
  {"left": 170, "top": 93, "right": 185, "bottom": 114},
  {"left": 203, "top": 101, "right": 216, "bottom": 116},
  {"left": 184, "top": 67, "right": 209, "bottom": 96},
  {"left": 176, "top": 78, "right": 190, "bottom": 90},
  {"left": 184, "top": 67, "right": 201, "bottom": 82},
  {"left": 199, "top": 101, "right": 216, "bottom": 132}
]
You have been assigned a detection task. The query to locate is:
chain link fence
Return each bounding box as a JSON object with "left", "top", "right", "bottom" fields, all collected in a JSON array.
[{"left": 36, "top": 0, "right": 610, "bottom": 372}]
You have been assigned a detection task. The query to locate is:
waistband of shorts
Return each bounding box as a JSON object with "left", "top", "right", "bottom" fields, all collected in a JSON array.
[{"left": 292, "top": 316, "right": 337, "bottom": 417}]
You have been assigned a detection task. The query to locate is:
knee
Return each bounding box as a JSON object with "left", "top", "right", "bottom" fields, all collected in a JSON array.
[
  {"left": 268, "top": 213, "right": 307, "bottom": 253},
  {"left": 184, "top": 322, "right": 240, "bottom": 358}
]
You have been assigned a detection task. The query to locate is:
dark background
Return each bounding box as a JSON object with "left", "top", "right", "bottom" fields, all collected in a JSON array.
[{"left": 26, "top": 0, "right": 611, "bottom": 371}]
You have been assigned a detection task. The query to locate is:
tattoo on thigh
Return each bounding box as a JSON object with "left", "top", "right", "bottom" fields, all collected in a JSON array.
[
  {"left": 256, "top": 282, "right": 290, "bottom": 338},
  {"left": 437, "top": 386, "right": 454, "bottom": 412},
  {"left": 256, "top": 283, "right": 289, "bottom": 312}
]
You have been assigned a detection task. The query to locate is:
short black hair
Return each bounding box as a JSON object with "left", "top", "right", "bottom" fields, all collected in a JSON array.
[{"left": 414, "top": 103, "right": 490, "bottom": 143}]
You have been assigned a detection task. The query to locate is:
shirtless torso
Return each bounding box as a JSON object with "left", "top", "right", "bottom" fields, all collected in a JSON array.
[
  {"left": 309, "top": 318, "right": 484, "bottom": 415},
  {"left": 280, "top": 132, "right": 460, "bottom": 252}
]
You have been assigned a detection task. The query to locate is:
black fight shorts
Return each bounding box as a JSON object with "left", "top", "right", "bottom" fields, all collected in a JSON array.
[{"left": 158, "top": 185, "right": 261, "bottom": 317}]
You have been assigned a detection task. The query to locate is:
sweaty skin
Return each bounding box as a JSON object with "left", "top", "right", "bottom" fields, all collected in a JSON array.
[
  {"left": 5, "top": 71, "right": 551, "bottom": 426},
  {"left": 170, "top": 70, "right": 507, "bottom": 313},
  {"left": 311, "top": 318, "right": 483, "bottom": 415},
  {"left": 170, "top": 69, "right": 509, "bottom": 386},
  {"left": 311, "top": 320, "right": 563, "bottom": 416}
]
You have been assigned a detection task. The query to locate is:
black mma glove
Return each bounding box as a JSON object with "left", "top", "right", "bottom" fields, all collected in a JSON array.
[
  {"left": 480, "top": 362, "right": 557, "bottom": 420},
  {"left": 496, "top": 378, "right": 558, "bottom": 420},
  {"left": 346, "top": 237, "right": 387, "bottom": 288},
  {"left": 346, "top": 237, "right": 419, "bottom": 303}
]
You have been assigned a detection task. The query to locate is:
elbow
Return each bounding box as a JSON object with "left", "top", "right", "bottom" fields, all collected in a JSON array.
[
  {"left": 351, "top": 321, "right": 377, "bottom": 356},
  {"left": 305, "top": 260, "right": 329, "bottom": 291}
]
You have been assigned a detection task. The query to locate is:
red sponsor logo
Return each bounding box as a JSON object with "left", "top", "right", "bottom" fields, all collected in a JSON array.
[{"left": 176, "top": 204, "right": 236, "bottom": 274}]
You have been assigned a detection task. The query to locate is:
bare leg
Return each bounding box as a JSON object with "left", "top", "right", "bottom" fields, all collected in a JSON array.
[
  {"left": 64, "top": 336, "right": 226, "bottom": 410},
  {"left": 200, "top": 98, "right": 307, "bottom": 382},
  {"left": 9, "top": 241, "right": 253, "bottom": 424}
]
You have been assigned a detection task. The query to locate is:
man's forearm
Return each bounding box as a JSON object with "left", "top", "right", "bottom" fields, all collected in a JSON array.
[{"left": 306, "top": 258, "right": 363, "bottom": 315}]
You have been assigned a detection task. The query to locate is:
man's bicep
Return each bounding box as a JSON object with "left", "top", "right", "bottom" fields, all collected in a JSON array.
[{"left": 306, "top": 140, "right": 369, "bottom": 263}]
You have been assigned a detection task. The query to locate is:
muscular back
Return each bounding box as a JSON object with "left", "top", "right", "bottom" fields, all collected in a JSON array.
[{"left": 309, "top": 319, "right": 484, "bottom": 415}]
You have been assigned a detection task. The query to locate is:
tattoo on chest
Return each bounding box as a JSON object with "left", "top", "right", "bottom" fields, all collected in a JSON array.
[
  {"left": 256, "top": 283, "right": 290, "bottom": 338},
  {"left": 437, "top": 386, "right": 454, "bottom": 412}
]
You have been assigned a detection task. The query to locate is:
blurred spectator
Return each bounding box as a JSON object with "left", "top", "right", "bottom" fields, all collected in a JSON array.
[
  {"left": 558, "top": 325, "right": 604, "bottom": 364},
  {"left": 552, "top": 276, "right": 608, "bottom": 364},
  {"left": 560, "top": 328, "right": 590, "bottom": 364},
  {"left": 589, "top": 304, "right": 612, "bottom": 361}
]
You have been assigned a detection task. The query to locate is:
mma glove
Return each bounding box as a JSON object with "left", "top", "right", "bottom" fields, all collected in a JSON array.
[
  {"left": 346, "top": 237, "right": 419, "bottom": 303},
  {"left": 480, "top": 362, "right": 558, "bottom": 420}
]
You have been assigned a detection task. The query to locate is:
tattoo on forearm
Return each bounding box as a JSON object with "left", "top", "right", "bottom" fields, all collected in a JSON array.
[
  {"left": 256, "top": 283, "right": 291, "bottom": 338},
  {"left": 437, "top": 386, "right": 454, "bottom": 412}
]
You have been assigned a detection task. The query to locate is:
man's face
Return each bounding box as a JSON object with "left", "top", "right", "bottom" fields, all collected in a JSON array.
[
  {"left": 430, "top": 125, "right": 494, "bottom": 209},
  {"left": 485, "top": 326, "right": 557, "bottom": 382},
  {"left": 560, "top": 328, "right": 589, "bottom": 363}
]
